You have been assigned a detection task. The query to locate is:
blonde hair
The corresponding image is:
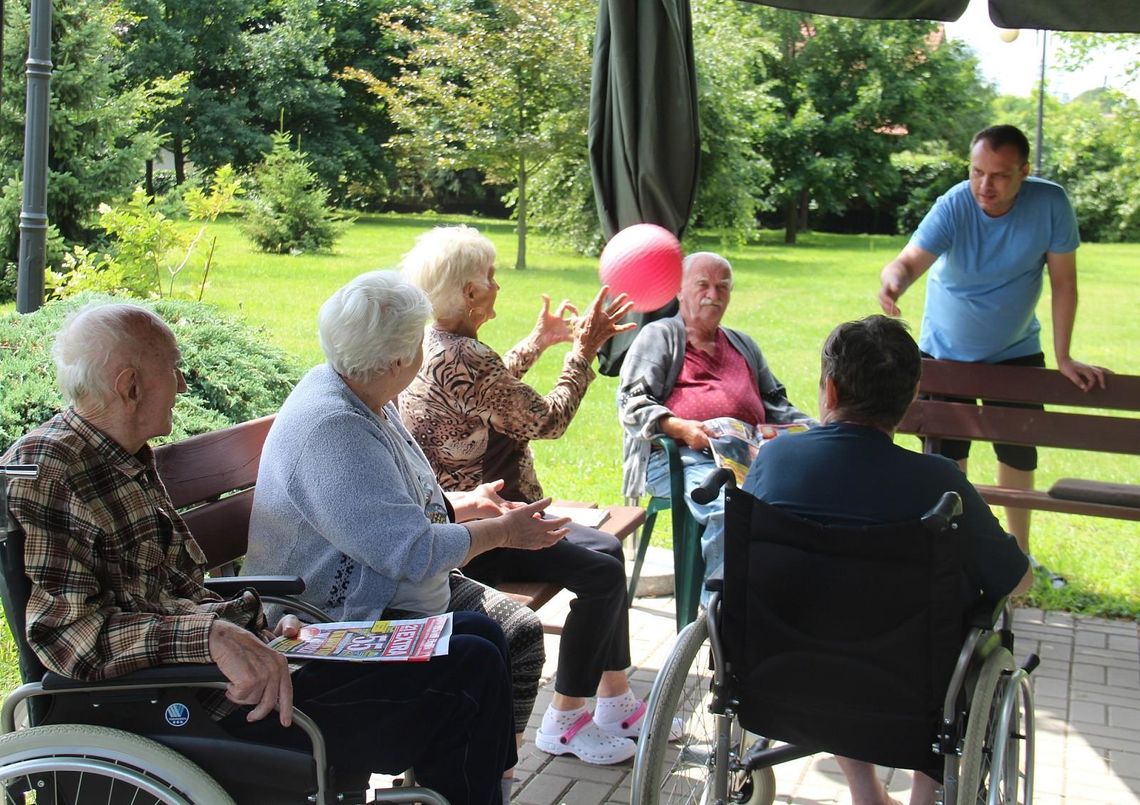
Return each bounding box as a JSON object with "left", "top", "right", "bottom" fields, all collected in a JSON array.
[{"left": 400, "top": 225, "right": 496, "bottom": 320}]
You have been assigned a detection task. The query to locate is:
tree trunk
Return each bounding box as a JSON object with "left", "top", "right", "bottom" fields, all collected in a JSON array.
[
  {"left": 783, "top": 197, "right": 798, "bottom": 245},
  {"left": 515, "top": 157, "right": 527, "bottom": 270},
  {"left": 145, "top": 159, "right": 155, "bottom": 198},
  {"left": 173, "top": 138, "right": 186, "bottom": 185},
  {"left": 798, "top": 189, "right": 809, "bottom": 232}
]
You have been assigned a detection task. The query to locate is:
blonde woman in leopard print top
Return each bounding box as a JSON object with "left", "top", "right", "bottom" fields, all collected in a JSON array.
[{"left": 399, "top": 225, "right": 675, "bottom": 766}]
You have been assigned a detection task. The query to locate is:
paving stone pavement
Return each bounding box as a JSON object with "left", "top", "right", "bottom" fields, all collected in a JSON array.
[{"left": 507, "top": 590, "right": 1140, "bottom": 805}]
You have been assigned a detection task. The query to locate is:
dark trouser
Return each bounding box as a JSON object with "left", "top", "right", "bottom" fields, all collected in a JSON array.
[
  {"left": 462, "top": 523, "right": 632, "bottom": 697},
  {"left": 221, "top": 611, "right": 515, "bottom": 805},
  {"left": 920, "top": 351, "right": 1046, "bottom": 472}
]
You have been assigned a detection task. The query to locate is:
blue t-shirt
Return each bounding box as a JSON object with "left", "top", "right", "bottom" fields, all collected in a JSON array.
[
  {"left": 912, "top": 177, "right": 1079, "bottom": 363},
  {"left": 743, "top": 422, "right": 1028, "bottom": 605}
]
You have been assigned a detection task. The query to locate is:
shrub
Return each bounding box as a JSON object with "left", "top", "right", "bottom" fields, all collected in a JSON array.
[
  {"left": 241, "top": 131, "right": 350, "bottom": 254},
  {"left": 0, "top": 294, "right": 303, "bottom": 452},
  {"left": 47, "top": 167, "right": 243, "bottom": 301}
]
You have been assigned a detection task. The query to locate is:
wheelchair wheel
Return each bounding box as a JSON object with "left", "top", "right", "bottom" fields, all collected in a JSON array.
[
  {"left": 631, "top": 616, "right": 776, "bottom": 805},
  {"left": 958, "top": 647, "right": 1023, "bottom": 805},
  {"left": 0, "top": 724, "right": 236, "bottom": 804},
  {"left": 632, "top": 615, "right": 715, "bottom": 805}
]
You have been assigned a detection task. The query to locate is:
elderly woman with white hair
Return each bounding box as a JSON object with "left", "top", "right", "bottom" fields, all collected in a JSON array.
[
  {"left": 244, "top": 271, "right": 573, "bottom": 794},
  {"left": 398, "top": 225, "right": 673, "bottom": 766}
]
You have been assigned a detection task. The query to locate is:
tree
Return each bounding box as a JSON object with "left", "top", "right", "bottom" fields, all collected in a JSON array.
[
  {"left": 119, "top": 0, "right": 262, "bottom": 185},
  {"left": 120, "top": 0, "right": 356, "bottom": 196},
  {"left": 688, "top": 0, "right": 779, "bottom": 243},
  {"left": 0, "top": 0, "right": 182, "bottom": 300},
  {"left": 745, "top": 9, "right": 992, "bottom": 243},
  {"left": 346, "top": 0, "right": 594, "bottom": 269}
]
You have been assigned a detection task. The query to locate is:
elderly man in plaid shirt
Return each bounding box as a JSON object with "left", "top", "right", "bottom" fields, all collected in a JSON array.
[{"left": 1, "top": 302, "right": 517, "bottom": 805}]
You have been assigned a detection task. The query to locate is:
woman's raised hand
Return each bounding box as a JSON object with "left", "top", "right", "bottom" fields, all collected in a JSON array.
[
  {"left": 572, "top": 285, "right": 637, "bottom": 361},
  {"left": 533, "top": 294, "right": 579, "bottom": 350}
]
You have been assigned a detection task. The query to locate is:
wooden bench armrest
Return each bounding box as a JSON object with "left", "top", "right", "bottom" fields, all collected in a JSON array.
[{"left": 975, "top": 485, "right": 1140, "bottom": 521}]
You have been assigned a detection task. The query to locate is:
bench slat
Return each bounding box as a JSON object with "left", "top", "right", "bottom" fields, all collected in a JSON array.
[
  {"left": 976, "top": 485, "right": 1140, "bottom": 521},
  {"left": 917, "top": 359, "right": 1140, "bottom": 411},
  {"left": 181, "top": 490, "right": 254, "bottom": 570},
  {"left": 154, "top": 415, "right": 275, "bottom": 508},
  {"left": 899, "top": 401, "right": 1140, "bottom": 456}
]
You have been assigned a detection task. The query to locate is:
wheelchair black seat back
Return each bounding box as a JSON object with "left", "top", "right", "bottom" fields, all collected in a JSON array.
[
  {"left": 721, "top": 488, "right": 968, "bottom": 773},
  {"left": 631, "top": 481, "right": 1036, "bottom": 805}
]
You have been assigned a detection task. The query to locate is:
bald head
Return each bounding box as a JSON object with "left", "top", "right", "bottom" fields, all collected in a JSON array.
[{"left": 53, "top": 303, "right": 176, "bottom": 409}]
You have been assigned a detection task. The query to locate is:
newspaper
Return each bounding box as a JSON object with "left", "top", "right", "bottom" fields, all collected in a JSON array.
[
  {"left": 268, "top": 612, "right": 453, "bottom": 662},
  {"left": 704, "top": 417, "right": 807, "bottom": 486}
]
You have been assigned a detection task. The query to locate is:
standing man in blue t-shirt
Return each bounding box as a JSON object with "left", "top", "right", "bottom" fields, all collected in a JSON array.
[{"left": 877, "top": 124, "right": 1107, "bottom": 561}]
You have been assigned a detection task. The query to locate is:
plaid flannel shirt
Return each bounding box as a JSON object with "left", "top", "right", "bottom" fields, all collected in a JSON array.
[{"left": 1, "top": 409, "right": 266, "bottom": 718}]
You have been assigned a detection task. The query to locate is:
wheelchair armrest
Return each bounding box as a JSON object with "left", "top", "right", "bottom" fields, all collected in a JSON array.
[
  {"left": 966, "top": 596, "right": 1007, "bottom": 630},
  {"left": 42, "top": 663, "right": 227, "bottom": 691},
  {"left": 920, "top": 491, "right": 963, "bottom": 533},
  {"left": 205, "top": 575, "right": 306, "bottom": 596},
  {"left": 704, "top": 570, "right": 724, "bottom": 593}
]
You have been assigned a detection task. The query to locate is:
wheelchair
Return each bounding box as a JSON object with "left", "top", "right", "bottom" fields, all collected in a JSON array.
[
  {"left": 631, "top": 470, "right": 1038, "bottom": 805},
  {"left": 0, "top": 464, "right": 447, "bottom": 805}
]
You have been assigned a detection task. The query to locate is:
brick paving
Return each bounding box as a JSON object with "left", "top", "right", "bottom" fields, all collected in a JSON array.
[{"left": 508, "top": 589, "right": 1140, "bottom": 805}]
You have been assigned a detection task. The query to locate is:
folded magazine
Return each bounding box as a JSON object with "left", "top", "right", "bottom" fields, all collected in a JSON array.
[
  {"left": 269, "top": 612, "right": 453, "bottom": 662},
  {"left": 705, "top": 417, "right": 807, "bottom": 485}
]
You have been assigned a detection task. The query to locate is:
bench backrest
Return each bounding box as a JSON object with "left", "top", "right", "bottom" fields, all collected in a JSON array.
[
  {"left": 153, "top": 414, "right": 275, "bottom": 571},
  {"left": 898, "top": 359, "right": 1140, "bottom": 456}
]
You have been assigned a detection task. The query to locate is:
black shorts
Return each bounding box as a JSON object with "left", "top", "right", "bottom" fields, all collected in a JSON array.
[{"left": 920, "top": 351, "right": 1045, "bottom": 472}]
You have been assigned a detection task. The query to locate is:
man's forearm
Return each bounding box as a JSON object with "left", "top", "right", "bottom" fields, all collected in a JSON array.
[{"left": 1050, "top": 282, "right": 1078, "bottom": 363}]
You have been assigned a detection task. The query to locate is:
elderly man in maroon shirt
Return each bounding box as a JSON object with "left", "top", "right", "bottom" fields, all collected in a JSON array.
[{"left": 618, "top": 252, "right": 814, "bottom": 603}]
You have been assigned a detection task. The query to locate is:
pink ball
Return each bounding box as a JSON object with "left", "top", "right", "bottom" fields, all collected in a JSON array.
[{"left": 599, "top": 223, "right": 683, "bottom": 313}]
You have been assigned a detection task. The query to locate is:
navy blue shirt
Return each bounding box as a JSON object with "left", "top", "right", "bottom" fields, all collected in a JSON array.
[{"left": 743, "top": 422, "right": 1028, "bottom": 604}]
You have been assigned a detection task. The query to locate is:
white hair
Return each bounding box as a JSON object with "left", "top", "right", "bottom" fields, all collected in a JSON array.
[
  {"left": 682, "top": 252, "right": 733, "bottom": 287},
  {"left": 318, "top": 271, "right": 431, "bottom": 380},
  {"left": 52, "top": 303, "right": 171, "bottom": 407},
  {"left": 400, "top": 225, "right": 496, "bottom": 320}
]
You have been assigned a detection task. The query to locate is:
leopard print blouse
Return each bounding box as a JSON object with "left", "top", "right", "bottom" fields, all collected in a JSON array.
[{"left": 399, "top": 327, "right": 594, "bottom": 502}]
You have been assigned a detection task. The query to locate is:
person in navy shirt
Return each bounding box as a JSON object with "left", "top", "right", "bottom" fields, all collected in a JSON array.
[
  {"left": 745, "top": 315, "right": 1031, "bottom": 805},
  {"left": 877, "top": 124, "right": 1107, "bottom": 560}
]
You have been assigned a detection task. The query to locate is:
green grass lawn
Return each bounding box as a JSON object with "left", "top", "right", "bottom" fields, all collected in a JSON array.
[{"left": 4, "top": 214, "right": 1139, "bottom": 620}]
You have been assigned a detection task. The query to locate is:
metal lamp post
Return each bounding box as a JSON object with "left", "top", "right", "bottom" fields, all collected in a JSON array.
[
  {"left": 15, "top": 0, "right": 52, "bottom": 314},
  {"left": 999, "top": 27, "right": 1046, "bottom": 177},
  {"left": 1034, "top": 30, "right": 1046, "bottom": 176}
]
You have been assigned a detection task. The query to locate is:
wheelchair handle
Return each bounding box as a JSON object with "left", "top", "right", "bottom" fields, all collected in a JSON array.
[
  {"left": 2, "top": 464, "right": 39, "bottom": 535},
  {"left": 691, "top": 467, "right": 736, "bottom": 505},
  {"left": 920, "top": 491, "right": 962, "bottom": 533}
]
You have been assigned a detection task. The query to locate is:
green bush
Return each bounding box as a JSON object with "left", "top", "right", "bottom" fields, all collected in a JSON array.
[
  {"left": 0, "top": 294, "right": 303, "bottom": 452},
  {"left": 241, "top": 132, "right": 350, "bottom": 254}
]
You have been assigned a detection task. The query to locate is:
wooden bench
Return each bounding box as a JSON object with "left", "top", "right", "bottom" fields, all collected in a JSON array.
[
  {"left": 897, "top": 358, "right": 1140, "bottom": 521},
  {"left": 153, "top": 416, "right": 645, "bottom": 623}
]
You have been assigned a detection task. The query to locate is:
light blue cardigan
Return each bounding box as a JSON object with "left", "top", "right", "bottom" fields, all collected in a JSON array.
[{"left": 243, "top": 364, "right": 471, "bottom": 620}]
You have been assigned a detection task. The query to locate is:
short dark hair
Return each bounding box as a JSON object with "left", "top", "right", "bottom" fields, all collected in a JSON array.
[
  {"left": 971, "top": 125, "right": 1030, "bottom": 164},
  {"left": 820, "top": 315, "right": 922, "bottom": 431}
]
